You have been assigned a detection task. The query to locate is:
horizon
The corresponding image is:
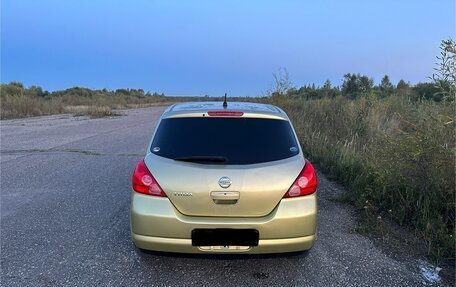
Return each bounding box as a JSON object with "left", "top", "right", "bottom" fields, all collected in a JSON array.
[
  {"left": 0, "top": 74, "right": 425, "bottom": 98},
  {"left": 2, "top": 0, "right": 455, "bottom": 96}
]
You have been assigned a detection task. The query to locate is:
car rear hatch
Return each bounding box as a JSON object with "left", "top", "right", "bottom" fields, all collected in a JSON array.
[{"left": 145, "top": 116, "right": 304, "bottom": 218}]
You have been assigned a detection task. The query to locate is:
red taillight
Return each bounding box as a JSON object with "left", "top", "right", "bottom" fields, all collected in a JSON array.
[
  {"left": 132, "top": 160, "right": 167, "bottom": 197},
  {"left": 208, "top": 110, "right": 244, "bottom": 117},
  {"left": 283, "top": 160, "right": 318, "bottom": 198}
]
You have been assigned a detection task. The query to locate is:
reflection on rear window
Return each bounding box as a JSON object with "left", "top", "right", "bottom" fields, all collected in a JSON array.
[{"left": 151, "top": 117, "right": 299, "bottom": 165}]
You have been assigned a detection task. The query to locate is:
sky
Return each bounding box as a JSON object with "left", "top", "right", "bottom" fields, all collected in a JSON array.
[{"left": 1, "top": 0, "right": 455, "bottom": 96}]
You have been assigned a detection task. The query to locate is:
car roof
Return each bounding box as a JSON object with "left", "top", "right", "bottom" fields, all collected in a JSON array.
[{"left": 162, "top": 101, "right": 288, "bottom": 120}]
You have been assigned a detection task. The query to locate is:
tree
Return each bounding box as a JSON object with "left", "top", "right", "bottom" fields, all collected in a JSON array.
[
  {"left": 10, "top": 81, "right": 24, "bottom": 88},
  {"left": 269, "top": 67, "right": 293, "bottom": 97},
  {"left": 323, "top": 79, "right": 331, "bottom": 90},
  {"left": 341, "top": 73, "right": 374, "bottom": 99},
  {"left": 396, "top": 79, "right": 411, "bottom": 96},
  {"left": 322, "top": 80, "right": 332, "bottom": 98},
  {"left": 28, "top": 85, "right": 47, "bottom": 97},
  {"left": 379, "top": 75, "right": 394, "bottom": 96},
  {"left": 341, "top": 73, "right": 359, "bottom": 99},
  {"left": 432, "top": 38, "right": 456, "bottom": 101},
  {"left": 359, "top": 75, "right": 374, "bottom": 93},
  {"left": 322, "top": 80, "right": 333, "bottom": 98},
  {"left": 412, "top": 83, "right": 439, "bottom": 101}
]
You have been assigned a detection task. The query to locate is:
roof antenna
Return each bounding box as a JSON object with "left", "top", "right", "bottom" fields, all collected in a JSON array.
[{"left": 223, "top": 93, "right": 228, "bottom": 108}]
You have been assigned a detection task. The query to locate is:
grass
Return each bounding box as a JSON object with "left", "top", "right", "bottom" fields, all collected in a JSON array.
[
  {"left": 269, "top": 94, "right": 455, "bottom": 262},
  {"left": 0, "top": 93, "right": 173, "bottom": 119},
  {"left": 0, "top": 83, "right": 175, "bottom": 119}
]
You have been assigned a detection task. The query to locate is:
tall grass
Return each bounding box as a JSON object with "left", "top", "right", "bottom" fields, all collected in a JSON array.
[
  {"left": 271, "top": 95, "right": 455, "bottom": 260},
  {"left": 0, "top": 84, "right": 172, "bottom": 119},
  {"left": 0, "top": 93, "right": 171, "bottom": 119}
]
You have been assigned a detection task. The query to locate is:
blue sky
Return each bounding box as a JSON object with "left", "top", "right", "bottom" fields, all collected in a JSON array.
[{"left": 1, "top": 0, "right": 454, "bottom": 96}]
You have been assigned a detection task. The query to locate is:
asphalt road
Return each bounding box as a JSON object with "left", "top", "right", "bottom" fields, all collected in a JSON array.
[{"left": 0, "top": 107, "right": 446, "bottom": 286}]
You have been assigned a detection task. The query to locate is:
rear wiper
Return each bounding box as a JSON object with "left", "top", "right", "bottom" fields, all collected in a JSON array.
[{"left": 173, "top": 156, "right": 228, "bottom": 164}]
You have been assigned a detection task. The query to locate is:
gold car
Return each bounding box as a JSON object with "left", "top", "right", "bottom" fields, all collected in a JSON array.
[{"left": 130, "top": 101, "right": 317, "bottom": 254}]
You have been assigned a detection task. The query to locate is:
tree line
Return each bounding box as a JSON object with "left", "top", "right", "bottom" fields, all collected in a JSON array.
[
  {"left": 273, "top": 74, "right": 445, "bottom": 102},
  {"left": 1, "top": 82, "right": 165, "bottom": 99},
  {"left": 271, "top": 38, "right": 455, "bottom": 102}
]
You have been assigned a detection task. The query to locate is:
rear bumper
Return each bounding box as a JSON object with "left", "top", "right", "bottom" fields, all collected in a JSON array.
[
  {"left": 132, "top": 233, "right": 315, "bottom": 254},
  {"left": 130, "top": 192, "right": 317, "bottom": 254}
]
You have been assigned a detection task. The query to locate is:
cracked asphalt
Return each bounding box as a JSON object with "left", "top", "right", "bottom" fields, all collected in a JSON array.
[{"left": 0, "top": 107, "right": 446, "bottom": 286}]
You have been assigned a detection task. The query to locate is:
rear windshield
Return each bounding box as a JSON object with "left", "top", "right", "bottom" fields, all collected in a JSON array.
[{"left": 150, "top": 117, "right": 299, "bottom": 165}]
